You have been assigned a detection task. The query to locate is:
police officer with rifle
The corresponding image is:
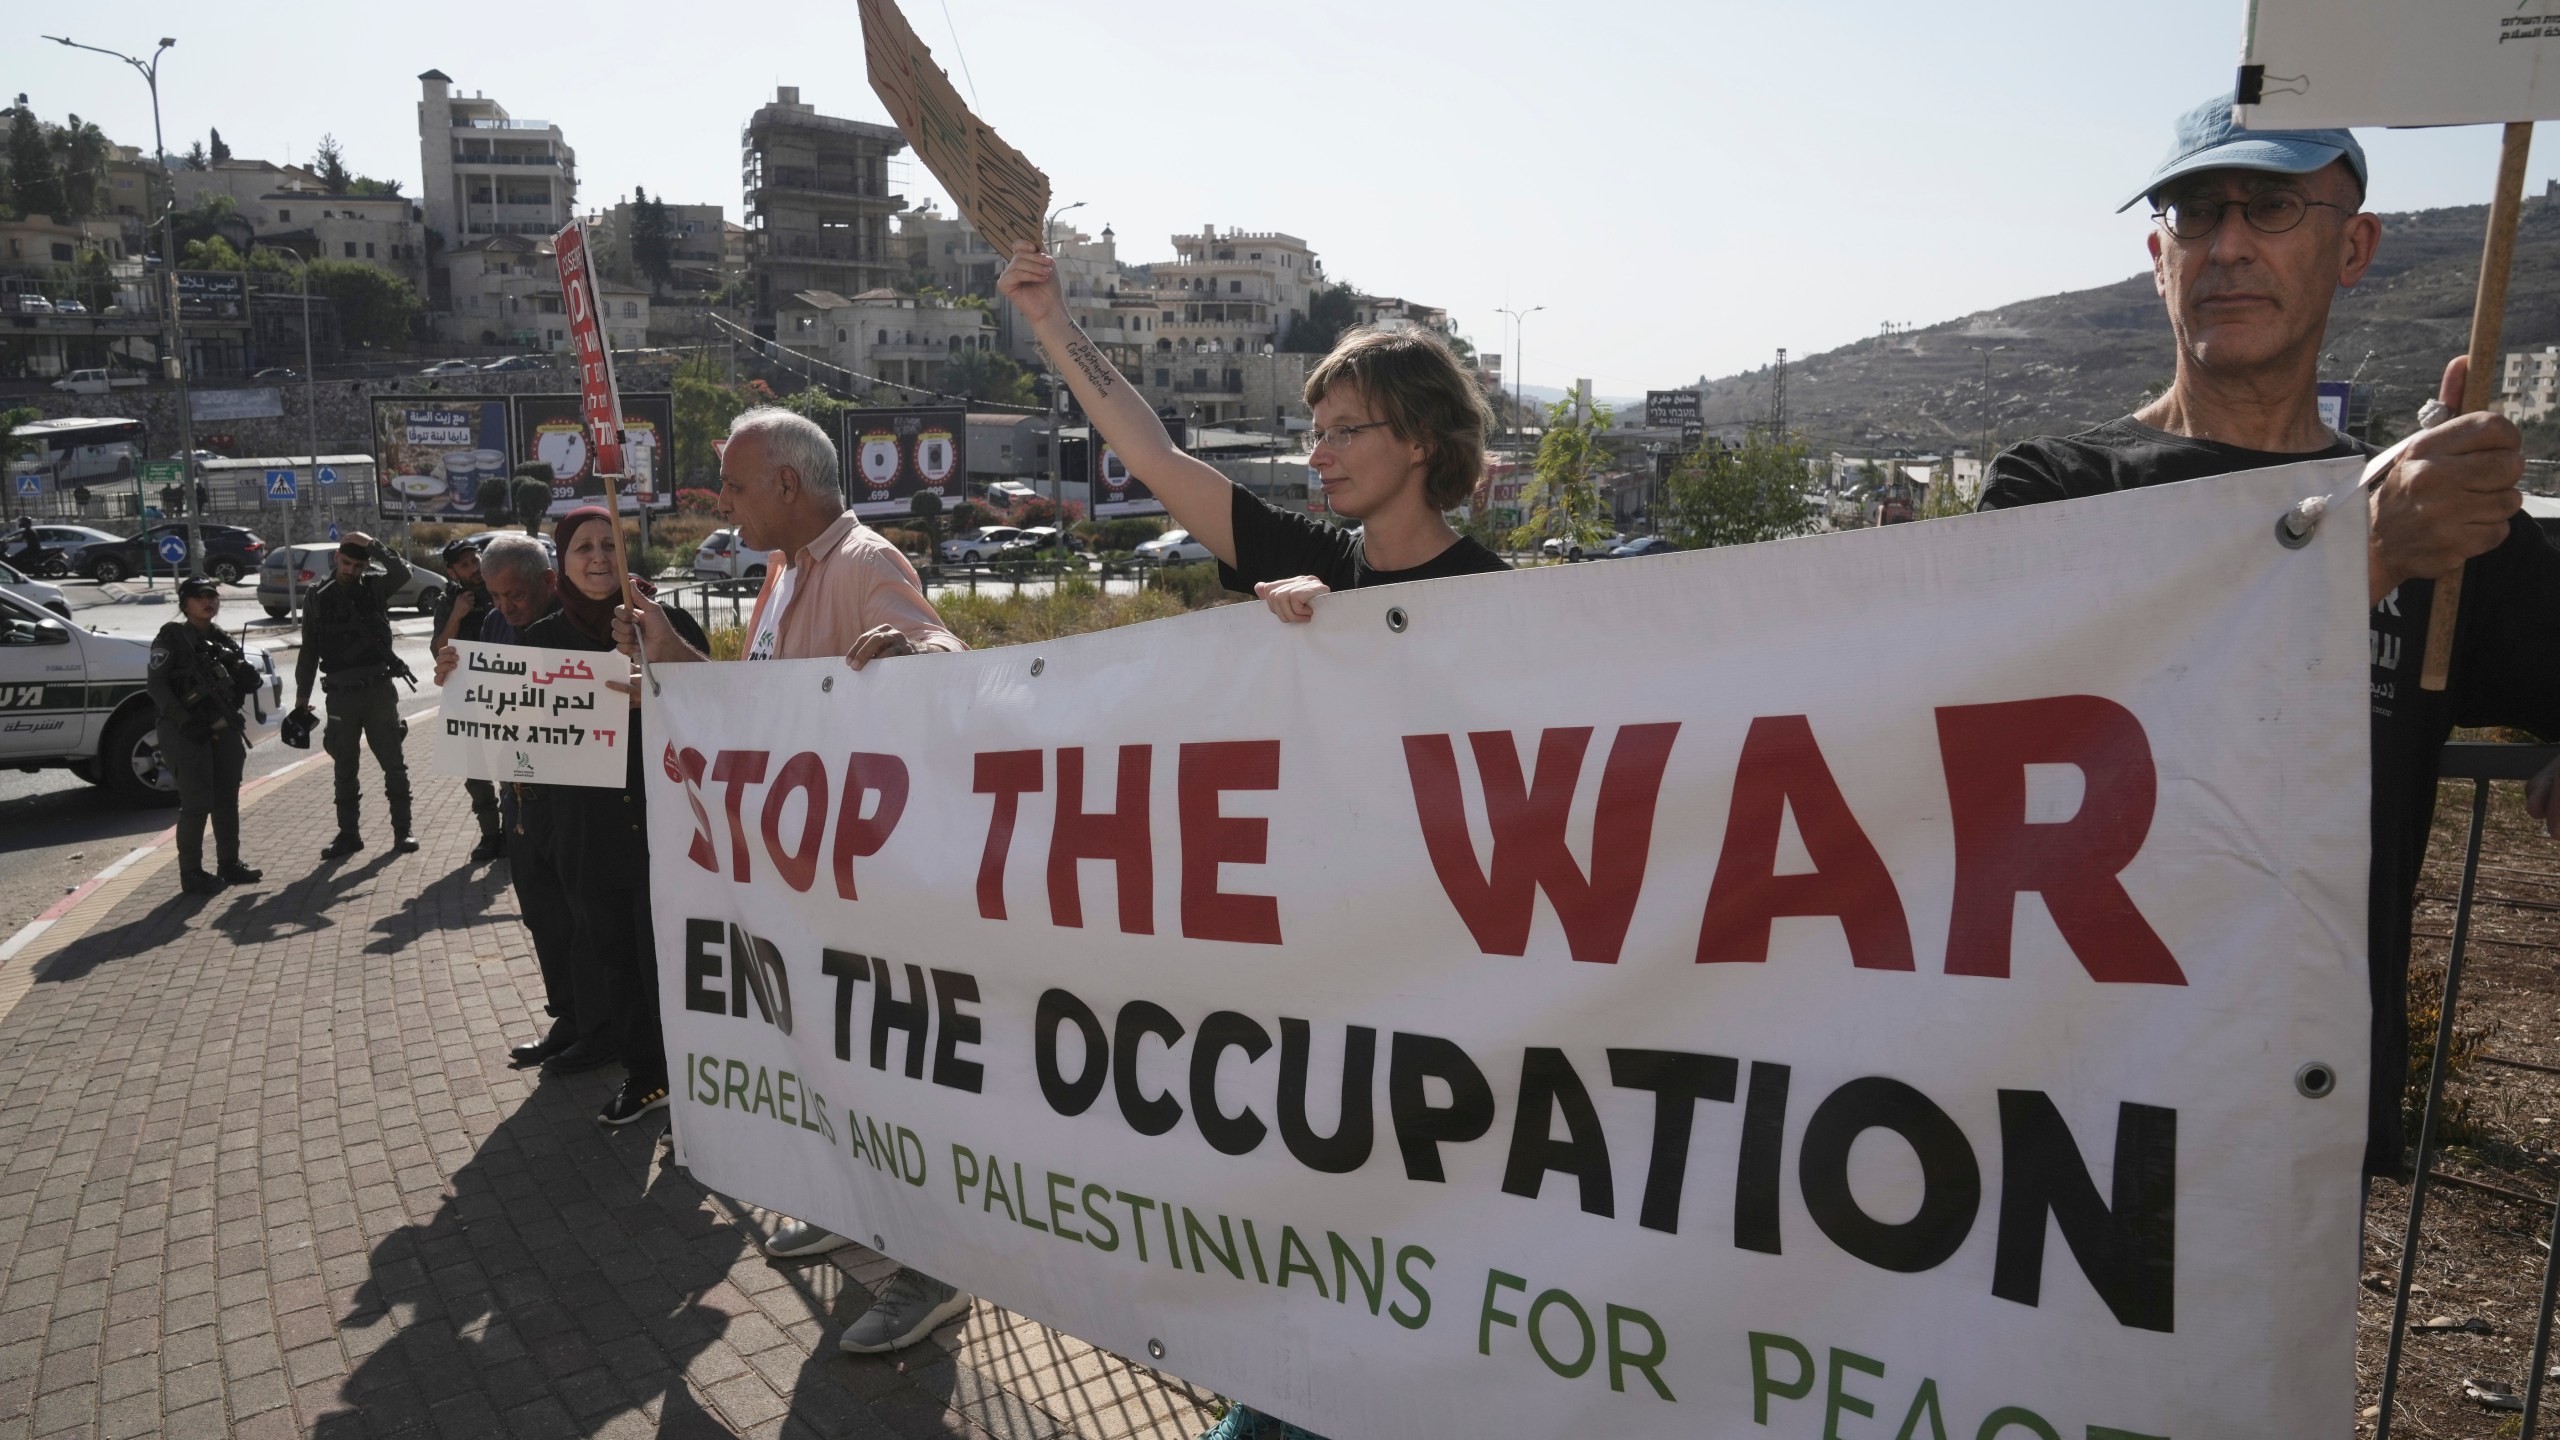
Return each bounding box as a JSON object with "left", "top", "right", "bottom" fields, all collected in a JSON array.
[
  {"left": 288, "top": 532, "right": 419, "bottom": 859},
  {"left": 148, "top": 576, "right": 267, "bottom": 895},
  {"left": 432, "top": 537, "right": 506, "bottom": 863}
]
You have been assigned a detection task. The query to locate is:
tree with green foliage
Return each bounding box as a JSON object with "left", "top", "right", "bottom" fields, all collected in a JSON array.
[
  {"left": 349, "top": 176, "right": 403, "bottom": 199},
  {"left": 630, "top": 187, "right": 674, "bottom": 292},
  {"left": 1657, "top": 432, "right": 1820, "bottom": 550},
  {"left": 512, "top": 466, "right": 555, "bottom": 535},
  {"left": 180, "top": 140, "right": 207, "bottom": 172},
  {"left": 312, "top": 134, "right": 351, "bottom": 194},
  {"left": 672, "top": 353, "right": 749, "bottom": 487},
  {"left": 6, "top": 107, "right": 63, "bottom": 220},
  {"left": 1508, "top": 388, "right": 1618, "bottom": 555},
  {"left": 51, "top": 115, "right": 109, "bottom": 220},
  {"left": 777, "top": 386, "right": 853, "bottom": 429},
  {"left": 207, "top": 128, "right": 230, "bottom": 164},
  {"left": 304, "top": 260, "right": 420, "bottom": 348},
  {"left": 909, "top": 490, "right": 945, "bottom": 566},
  {"left": 942, "top": 347, "right": 1038, "bottom": 407},
  {"left": 1281, "top": 283, "right": 1360, "bottom": 354}
]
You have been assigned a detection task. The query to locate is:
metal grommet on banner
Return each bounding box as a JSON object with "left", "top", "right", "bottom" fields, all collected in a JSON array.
[
  {"left": 2294, "top": 1061, "right": 2336, "bottom": 1099},
  {"left": 873, "top": 1233, "right": 885, "bottom": 1251},
  {"left": 1030, "top": 657, "right": 1046, "bottom": 677},
  {"left": 2274, "top": 494, "right": 2327, "bottom": 550},
  {"left": 821, "top": 675, "right": 834, "bottom": 693},
  {"left": 1146, "top": 1338, "right": 1166, "bottom": 1360},
  {"left": 1385, "top": 606, "right": 1409, "bottom": 634}
]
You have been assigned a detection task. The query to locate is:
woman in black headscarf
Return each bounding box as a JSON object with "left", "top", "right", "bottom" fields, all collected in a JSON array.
[{"left": 526, "top": 505, "right": 707, "bottom": 1127}]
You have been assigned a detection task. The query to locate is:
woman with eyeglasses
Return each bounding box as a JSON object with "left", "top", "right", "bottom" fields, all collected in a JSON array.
[{"left": 999, "top": 241, "right": 1508, "bottom": 625}]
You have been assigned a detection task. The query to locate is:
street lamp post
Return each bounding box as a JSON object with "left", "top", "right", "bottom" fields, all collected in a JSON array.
[
  {"left": 1041, "top": 201, "right": 1084, "bottom": 559},
  {"left": 1967, "top": 342, "right": 2008, "bottom": 476},
  {"left": 47, "top": 33, "right": 204, "bottom": 581},
  {"left": 1497, "top": 304, "right": 1543, "bottom": 455}
]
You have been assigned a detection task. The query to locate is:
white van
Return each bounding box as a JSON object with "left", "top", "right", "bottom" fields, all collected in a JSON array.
[{"left": 49, "top": 369, "right": 145, "bottom": 395}]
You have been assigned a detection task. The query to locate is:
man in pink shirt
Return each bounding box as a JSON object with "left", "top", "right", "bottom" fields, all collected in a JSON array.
[{"left": 616, "top": 407, "right": 972, "bottom": 1354}]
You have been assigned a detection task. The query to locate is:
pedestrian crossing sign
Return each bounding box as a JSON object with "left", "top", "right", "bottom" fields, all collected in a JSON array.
[{"left": 263, "top": 469, "right": 298, "bottom": 502}]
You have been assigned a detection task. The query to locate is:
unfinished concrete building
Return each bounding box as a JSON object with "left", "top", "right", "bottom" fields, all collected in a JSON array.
[{"left": 741, "top": 87, "right": 906, "bottom": 329}]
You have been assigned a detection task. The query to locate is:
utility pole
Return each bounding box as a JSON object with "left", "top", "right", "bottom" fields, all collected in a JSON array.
[
  {"left": 48, "top": 35, "right": 203, "bottom": 580},
  {"left": 1769, "top": 348, "right": 1788, "bottom": 440}
]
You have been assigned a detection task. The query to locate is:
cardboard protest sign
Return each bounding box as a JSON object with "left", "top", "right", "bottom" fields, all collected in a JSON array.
[
  {"left": 858, "top": 0, "right": 1050, "bottom": 254},
  {"left": 434, "top": 642, "right": 626, "bottom": 788},
  {"left": 2237, "top": 0, "right": 2560, "bottom": 129},
  {"left": 645, "top": 459, "right": 2372, "bottom": 1436}
]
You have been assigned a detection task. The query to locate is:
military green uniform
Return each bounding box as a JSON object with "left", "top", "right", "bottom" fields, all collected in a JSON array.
[
  {"left": 147, "top": 619, "right": 255, "bottom": 882},
  {"left": 294, "top": 542, "right": 415, "bottom": 845},
  {"left": 433, "top": 576, "right": 503, "bottom": 850}
]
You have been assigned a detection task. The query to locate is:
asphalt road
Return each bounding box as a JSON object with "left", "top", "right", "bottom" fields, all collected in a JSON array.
[{"left": 0, "top": 576, "right": 444, "bottom": 937}]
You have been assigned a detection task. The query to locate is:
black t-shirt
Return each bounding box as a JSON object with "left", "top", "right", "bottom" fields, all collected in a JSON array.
[
  {"left": 1216, "top": 484, "right": 1509, "bottom": 595},
  {"left": 1985, "top": 416, "right": 2560, "bottom": 1176}
]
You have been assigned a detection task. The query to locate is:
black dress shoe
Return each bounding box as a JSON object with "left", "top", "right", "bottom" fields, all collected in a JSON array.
[
  {"left": 509, "top": 1023, "right": 576, "bottom": 1068},
  {"left": 391, "top": 834, "right": 421, "bottom": 854},
  {"left": 178, "top": 871, "right": 224, "bottom": 896},
  {"left": 320, "top": 834, "right": 364, "bottom": 860},
  {"left": 542, "top": 1040, "right": 621, "bottom": 1075},
  {"left": 469, "top": 832, "right": 506, "bottom": 864},
  {"left": 217, "top": 863, "right": 263, "bottom": 885}
]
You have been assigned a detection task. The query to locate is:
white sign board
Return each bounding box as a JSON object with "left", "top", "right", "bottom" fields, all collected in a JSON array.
[
  {"left": 644, "top": 460, "right": 2373, "bottom": 1438},
  {"left": 2238, "top": 0, "right": 2560, "bottom": 128},
  {"left": 433, "top": 642, "right": 628, "bottom": 787}
]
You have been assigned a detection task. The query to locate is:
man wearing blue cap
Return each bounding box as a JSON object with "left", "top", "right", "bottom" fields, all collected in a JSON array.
[{"left": 1982, "top": 94, "right": 2560, "bottom": 1181}]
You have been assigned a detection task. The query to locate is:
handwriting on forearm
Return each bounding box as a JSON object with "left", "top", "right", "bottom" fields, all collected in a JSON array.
[{"left": 1062, "top": 331, "right": 1116, "bottom": 400}]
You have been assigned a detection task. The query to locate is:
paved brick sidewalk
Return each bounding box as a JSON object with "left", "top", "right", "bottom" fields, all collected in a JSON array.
[{"left": 0, "top": 724, "right": 1222, "bottom": 1440}]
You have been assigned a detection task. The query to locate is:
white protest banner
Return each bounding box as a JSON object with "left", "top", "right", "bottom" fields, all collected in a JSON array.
[
  {"left": 434, "top": 641, "right": 626, "bottom": 787},
  {"left": 646, "top": 460, "right": 2371, "bottom": 1437},
  {"left": 2237, "top": 0, "right": 2560, "bottom": 129}
]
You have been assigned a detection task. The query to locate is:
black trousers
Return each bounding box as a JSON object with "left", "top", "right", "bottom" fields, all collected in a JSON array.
[
  {"left": 465, "top": 778, "right": 500, "bottom": 839},
  {"left": 321, "top": 679, "right": 411, "bottom": 838},
  {"left": 161, "top": 726, "right": 245, "bottom": 877},
  {"left": 564, "top": 862, "right": 665, "bottom": 1087},
  {"left": 508, "top": 813, "right": 580, "bottom": 1036}
]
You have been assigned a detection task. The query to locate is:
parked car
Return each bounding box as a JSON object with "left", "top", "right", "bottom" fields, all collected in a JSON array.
[
  {"left": 939, "top": 526, "right": 1023, "bottom": 565},
  {"left": 692, "top": 528, "right": 769, "bottom": 582},
  {"left": 0, "top": 588, "right": 280, "bottom": 802},
  {"left": 464, "top": 531, "right": 555, "bottom": 563},
  {"left": 257, "top": 543, "right": 444, "bottom": 619},
  {"left": 250, "top": 367, "right": 301, "bottom": 382},
  {"left": 418, "top": 359, "right": 481, "bottom": 378},
  {"left": 51, "top": 298, "right": 87, "bottom": 315},
  {"left": 1604, "top": 536, "right": 1680, "bottom": 559},
  {"left": 9, "top": 524, "right": 122, "bottom": 577},
  {"left": 10, "top": 295, "right": 54, "bottom": 315},
  {"left": 1134, "top": 528, "right": 1215, "bottom": 565},
  {"left": 70, "top": 523, "right": 268, "bottom": 586},
  {"left": 1540, "top": 533, "right": 1624, "bottom": 561},
  {"left": 1000, "top": 526, "right": 1087, "bottom": 557},
  {"left": 478, "top": 354, "right": 548, "bottom": 373},
  {"left": 0, "top": 559, "right": 70, "bottom": 618},
  {"left": 49, "top": 367, "right": 144, "bottom": 394}
]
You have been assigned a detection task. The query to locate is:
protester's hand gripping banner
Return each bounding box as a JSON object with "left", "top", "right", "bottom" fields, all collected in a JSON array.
[
  {"left": 647, "top": 461, "right": 2371, "bottom": 1437},
  {"left": 434, "top": 642, "right": 626, "bottom": 787}
]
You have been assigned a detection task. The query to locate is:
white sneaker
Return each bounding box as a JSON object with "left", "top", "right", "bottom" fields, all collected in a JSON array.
[
  {"left": 761, "top": 1219, "right": 854, "bottom": 1259},
  {"left": 838, "top": 1269, "right": 972, "bottom": 1354}
]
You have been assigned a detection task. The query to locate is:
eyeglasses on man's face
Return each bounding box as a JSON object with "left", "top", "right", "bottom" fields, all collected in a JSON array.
[
  {"left": 2153, "top": 189, "right": 2350, "bottom": 240},
  {"left": 1308, "top": 420, "right": 1392, "bottom": 450}
]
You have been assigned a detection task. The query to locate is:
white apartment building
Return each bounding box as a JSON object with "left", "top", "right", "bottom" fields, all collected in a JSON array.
[
  {"left": 1350, "top": 295, "right": 1452, "bottom": 337},
  {"left": 773, "top": 288, "right": 997, "bottom": 393},
  {"left": 168, "top": 160, "right": 427, "bottom": 285},
  {"left": 416, "top": 71, "right": 578, "bottom": 250},
  {"left": 2502, "top": 346, "right": 2559, "bottom": 424},
  {"left": 440, "top": 234, "right": 647, "bottom": 351},
  {"left": 1148, "top": 227, "right": 1322, "bottom": 359}
]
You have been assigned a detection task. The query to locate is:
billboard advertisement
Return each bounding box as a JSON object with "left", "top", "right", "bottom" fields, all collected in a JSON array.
[
  {"left": 176, "top": 271, "right": 246, "bottom": 322},
  {"left": 1087, "top": 431, "right": 1165, "bottom": 518},
  {"left": 372, "top": 397, "right": 510, "bottom": 520},
  {"left": 512, "top": 393, "right": 676, "bottom": 515},
  {"left": 1643, "top": 388, "right": 1702, "bottom": 428},
  {"left": 837, "top": 407, "right": 967, "bottom": 519}
]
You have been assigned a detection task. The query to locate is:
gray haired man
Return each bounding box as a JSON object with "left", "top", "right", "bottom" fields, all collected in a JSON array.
[{"left": 616, "top": 408, "right": 971, "bottom": 1354}]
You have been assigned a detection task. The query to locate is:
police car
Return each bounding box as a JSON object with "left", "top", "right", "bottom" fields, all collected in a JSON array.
[{"left": 0, "top": 590, "right": 281, "bottom": 801}]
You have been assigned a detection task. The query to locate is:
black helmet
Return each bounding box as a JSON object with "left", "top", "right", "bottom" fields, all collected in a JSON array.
[
  {"left": 280, "top": 708, "right": 317, "bottom": 749},
  {"left": 441, "top": 537, "right": 480, "bottom": 564}
]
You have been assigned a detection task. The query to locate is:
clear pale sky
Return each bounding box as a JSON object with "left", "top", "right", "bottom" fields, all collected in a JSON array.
[{"left": 18, "top": 1, "right": 2557, "bottom": 396}]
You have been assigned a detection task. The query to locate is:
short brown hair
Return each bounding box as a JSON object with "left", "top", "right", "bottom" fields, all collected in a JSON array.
[{"left": 1304, "top": 326, "right": 1491, "bottom": 510}]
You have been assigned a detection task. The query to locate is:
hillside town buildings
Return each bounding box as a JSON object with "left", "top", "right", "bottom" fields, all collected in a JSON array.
[{"left": 416, "top": 71, "right": 579, "bottom": 248}]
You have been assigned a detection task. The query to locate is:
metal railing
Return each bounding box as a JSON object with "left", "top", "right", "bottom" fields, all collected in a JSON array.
[{"left": 2376, "top": 740, "right": 2560, "bottom": 1437}]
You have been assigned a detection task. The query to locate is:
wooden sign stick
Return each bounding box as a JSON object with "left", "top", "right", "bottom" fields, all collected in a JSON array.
[{"left": 2420, "top": 119, "right": 2534, "bottom": 691}]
